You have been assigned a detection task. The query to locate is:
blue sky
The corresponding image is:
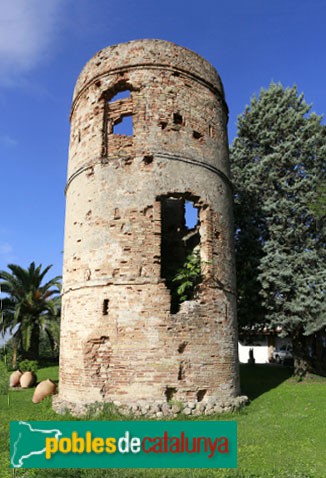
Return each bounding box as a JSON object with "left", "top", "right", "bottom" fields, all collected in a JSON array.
[{"left": 0, "top": 0, "right": 325, "bottom": 281}]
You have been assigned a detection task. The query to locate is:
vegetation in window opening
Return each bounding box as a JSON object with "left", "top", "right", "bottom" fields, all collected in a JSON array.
[{"left": 172, "top": 249, "right": 201, "bottom": 303}]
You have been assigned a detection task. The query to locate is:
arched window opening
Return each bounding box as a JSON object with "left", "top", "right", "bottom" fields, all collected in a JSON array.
[{"left": 110, "top": 90, "right": 131, "bottom": 102}]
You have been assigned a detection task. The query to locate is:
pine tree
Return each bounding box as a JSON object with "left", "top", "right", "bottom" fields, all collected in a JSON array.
[{"left": 231, "top": 83, "right": 326, "bottom": 374}]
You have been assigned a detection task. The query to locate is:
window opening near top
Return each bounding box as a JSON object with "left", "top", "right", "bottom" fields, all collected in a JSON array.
[{"left": 112, "top": 114, "right": 133, "bottom": 136}]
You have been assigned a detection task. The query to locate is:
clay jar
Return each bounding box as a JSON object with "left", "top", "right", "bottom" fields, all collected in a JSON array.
[
  {"left": 9, "top": 370, "right": 23, "bottom": 387},
  {"left": 32, "top": 379, "right": 57, "bottom": 403},
  {"left": 20, "top": 371, "right": 37, "bottom": 388}
]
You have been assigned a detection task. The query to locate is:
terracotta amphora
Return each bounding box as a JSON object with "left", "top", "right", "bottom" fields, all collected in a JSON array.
[
  {"left": 20, "top": 371, "right": 37, "bottom": 388},
  {"left": 9, "top": 370, "right": 22, "bottom": 387},
  {"left": 32, "top": 379, "right": 57, "bottom": 403}
]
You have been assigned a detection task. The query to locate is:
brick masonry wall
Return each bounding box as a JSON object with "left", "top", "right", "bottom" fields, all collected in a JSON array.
[{"left": 56, "top": 39, "right": 241, "bottom": 413}]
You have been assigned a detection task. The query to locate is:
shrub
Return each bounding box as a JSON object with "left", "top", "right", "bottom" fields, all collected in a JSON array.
[{"left": 18, "top": 359, "right": 39, "bottom": 373}]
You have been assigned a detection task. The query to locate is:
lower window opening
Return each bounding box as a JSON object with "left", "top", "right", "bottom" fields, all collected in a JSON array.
[{"left": 160, "top": 196, "right": 201, "bottom": 313}]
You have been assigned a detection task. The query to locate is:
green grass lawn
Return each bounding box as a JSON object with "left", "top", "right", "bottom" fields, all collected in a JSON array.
[{"left": 0, "top": 364, "right": 325, "bottom": 478}]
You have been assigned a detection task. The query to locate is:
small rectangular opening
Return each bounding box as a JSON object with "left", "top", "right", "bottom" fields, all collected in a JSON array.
[
  {"left": 103, "top": 299, "right": 109, "bottom": 316},
  {"left": 178, "top": 342, "right": 187, "bottom": 354},
  {"left": 165, "top": 387, "right": 177, "bottom": 402},
  {"left": 196, "top": 389, "right": 207, "bottom": 402},
  {"left": 143, "top": 155, "right": 154, "bottom": 165},
  {"left": 173, "top": 113, "right": 183, "bottom": 125},
  {"left": 193, "top": 131, "right": 203, "bottom": 140},
  {"left": 178, "top": 363, "right": 185, "bottom": 381}
]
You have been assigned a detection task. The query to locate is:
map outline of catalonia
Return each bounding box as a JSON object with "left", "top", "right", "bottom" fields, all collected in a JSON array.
[{"left": 11, "top": 421, "right": 62, "bottom": 468}]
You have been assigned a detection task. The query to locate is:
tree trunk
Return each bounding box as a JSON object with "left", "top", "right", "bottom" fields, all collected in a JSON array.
[
  {"left": 12, "top": 342, "right": 17, "bottom": 369},
  {"left": 45, "top": 328, "right": 56, "bottom": 358},
  {"left": 26, "top": 325, "right": 40, "bottom": 361},
  {"left": 292, "top": 329, "right": 314, "bottom": 377}
]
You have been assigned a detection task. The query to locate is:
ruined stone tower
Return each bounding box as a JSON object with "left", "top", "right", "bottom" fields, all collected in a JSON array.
[{"left": 55, "top": 39, "right": 241, "bottom": 415}]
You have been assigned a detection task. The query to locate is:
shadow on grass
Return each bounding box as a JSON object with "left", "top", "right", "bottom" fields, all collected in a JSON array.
[
  {"left": 240, "top": 363, "right": 293, "bottom": 400},
  {"left": 37, "top": 359, "right": 59, "bottom": 368}
]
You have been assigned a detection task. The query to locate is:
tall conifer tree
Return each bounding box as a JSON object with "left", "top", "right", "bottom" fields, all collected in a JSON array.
[{"left": 231, "top": 83, "right": 326, "bottom": 374}]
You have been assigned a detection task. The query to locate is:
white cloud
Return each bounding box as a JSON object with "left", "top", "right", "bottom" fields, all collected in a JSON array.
[
  {"left": 0, "top": 0, "right": 64, "bottom": 85},
  {"left": 0, "top": 134, "right": 18, "bottom": 147},
  {"left": 0, "top": 243, "right": 13, "bottom": 256},
  {"left": 0, "top": 242, "right": 16, "bottom": 269}
]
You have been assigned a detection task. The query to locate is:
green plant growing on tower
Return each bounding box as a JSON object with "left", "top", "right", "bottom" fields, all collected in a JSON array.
[{"left": 172, "top": 250, "right": 201, "bottom": 302}]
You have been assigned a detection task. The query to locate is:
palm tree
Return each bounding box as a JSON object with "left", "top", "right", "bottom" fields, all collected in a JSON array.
[{"left": 0, "top": 262, "right": 61, "bottom": 364}]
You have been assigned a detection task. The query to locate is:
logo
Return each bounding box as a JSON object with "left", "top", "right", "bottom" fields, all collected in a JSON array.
[{"left": 10, "top": 420, "right": 237, "bottom": 468}]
